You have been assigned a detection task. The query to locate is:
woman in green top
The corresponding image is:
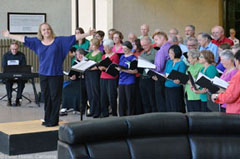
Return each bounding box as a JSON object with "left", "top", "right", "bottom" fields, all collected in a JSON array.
[
  {"left": 185, "top": 49, "right": 203, "bottom": 112},
  {"left": 85, "top": 38, "right": 102, "bottom": 118},
  {"left": 69, "top": 27, "right": 90, "bottom": 65},
  {"left": 192, "top": 50, "right": 219, "bottom": 112}
]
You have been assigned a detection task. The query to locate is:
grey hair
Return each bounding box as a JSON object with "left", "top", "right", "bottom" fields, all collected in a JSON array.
[
  {"left": 171, "top": 35, "right": 179, "bottom": 43},
  {"left": 198, "top": 32, "right": 212, "bottom": 41},
  {"left": 188, "top": 49, "right": 200, "bottom": 59},
  {"left": 220, "top": 49, "right": 235, "bottom": 61},
  {"left": 187, "top": 37, "right": 198, "bottom": 45},
  {"left": 186, "top": 25, "right": 195, "bottom": 31},
  {"left": 141, "top": 36, "right": 152, "bottom": 44},
  {"left": 103, "top": 39, "right": 114, "bottom": 49}
]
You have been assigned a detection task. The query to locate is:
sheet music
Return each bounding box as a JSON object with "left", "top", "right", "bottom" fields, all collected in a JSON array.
[
  {"left": 7, "top": 60, "right": 19, "bottom": 65},
  {"left": 137, "top": 57, "right": 156, "bottom": 69}
]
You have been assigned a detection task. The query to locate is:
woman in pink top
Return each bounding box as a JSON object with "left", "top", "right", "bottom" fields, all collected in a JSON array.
[
  {"left": 219, "top": 50, "right": 238, "bottom": 111},
  {"left": 212, "top": 50, "right": 240, "bottom": 114},
  {"left": 98, "top": 39, "right": 119, "bottom": 117},
  {"left": 112, "top": 31, "right": 124, "bottom": 56}
]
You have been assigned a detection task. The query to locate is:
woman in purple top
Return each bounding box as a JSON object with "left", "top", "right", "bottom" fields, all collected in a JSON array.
[
  {"left": 94, "top": 30, "right": 105, "bottom": 53},
  {"left": 219, "top": 50, "right": 238, "bottom": 111},
  {"left": 2, "top": 23, "right": 94, "bottom": 127}
]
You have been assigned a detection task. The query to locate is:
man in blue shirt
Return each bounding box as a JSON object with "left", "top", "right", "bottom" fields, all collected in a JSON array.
[{"left": 198, "top": 32, "right": 219, "bottom": 63}]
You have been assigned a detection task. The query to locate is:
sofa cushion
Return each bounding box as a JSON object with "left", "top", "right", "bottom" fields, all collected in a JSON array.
[
  {"left": 188, "top": 112, "right": 240, "bottom": 159},
  {"left": 189, "top": 136, "right": 240, "bottom": 159},
  {"left": 127, "top": 136, "right": 191, "bottom": 159},
  {"left": 126, "top": 112, "right": 188, "bottom": 137},
  {"left": 59, "top": 117, "right": 128, "bottom": 144},
  {"left": 188, "top": 112, "right": 240, "bottom": 134},
  {"left": 86, "top": 140, "right": 130, "bottom": 159},
  {"left": 57, "top": 141, "right": 88, "bottom": 159}
]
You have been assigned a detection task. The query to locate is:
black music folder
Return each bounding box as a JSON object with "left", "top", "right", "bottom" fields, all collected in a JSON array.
[
  {"left": 105, "top": 64, "right": 119, "bottom": 77},
  {"left": 147, "top": 70, "right": 166, "bottom": 81},
  {"left": 183, "top": 52, "right": 188, "bottom": 59},
  {"left": 167, "top": 70, "right": 189, "bottom": 85},
  {"left": 188, "top": 71, "right": 197, "bottom": 90},
  {"left": 195, "top": 73, "right": 228, "bottom": 94},
  {"left": 98, "top": 57, "right": 112, "bottom": 68}
]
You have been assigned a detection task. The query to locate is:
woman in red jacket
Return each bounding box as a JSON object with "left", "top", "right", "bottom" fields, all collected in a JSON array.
[{"left": 212, "top": 50, "right": 240, "bottom": 113}]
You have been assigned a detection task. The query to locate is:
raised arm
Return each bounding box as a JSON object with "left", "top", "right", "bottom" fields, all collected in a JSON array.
[
  {"left": 2, "top": 30, "right": 25, "bottom": 43},
  {"left": 75, "top": 28, "right": 95, "bottom": 41}
]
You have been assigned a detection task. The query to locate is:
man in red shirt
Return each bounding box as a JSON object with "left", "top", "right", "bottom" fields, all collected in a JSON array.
[{"left": 211, "top": 26, "right": 234, "bottom": 46}]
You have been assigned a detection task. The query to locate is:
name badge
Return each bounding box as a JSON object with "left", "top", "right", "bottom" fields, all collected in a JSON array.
[{"left": 7, "top": 60, "right": 19, "bottom": 65}]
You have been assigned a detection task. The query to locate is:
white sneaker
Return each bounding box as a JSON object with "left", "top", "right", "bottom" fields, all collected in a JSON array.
[{"left": 60, "top": 108, "right": 67, "bottom": 113}]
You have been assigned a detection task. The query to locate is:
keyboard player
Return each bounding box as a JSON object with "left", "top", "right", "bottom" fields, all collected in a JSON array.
[{"left": 2, "top": 41, "right": 26, "bottom": 106}]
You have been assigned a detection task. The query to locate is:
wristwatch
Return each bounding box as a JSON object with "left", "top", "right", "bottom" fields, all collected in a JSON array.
[{"left": 214, "top": 94, "right": 218, "bottom": 101}]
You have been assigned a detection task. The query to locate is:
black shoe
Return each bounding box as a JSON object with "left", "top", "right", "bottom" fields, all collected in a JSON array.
[
  {"left": 7, "top": 99, "right": 12, "bottom": 106},
  {"left": 45, "top": 123, "right": 59, "bottom": 127},
  {"left": 41, "top": 122, "right": 47, "bottom": 126},
  {"left": 86, "top": 113, "right": 93, "bottom": 117},
  {"left": 15, "top": 99, "right": 21, "bottom": 106},
  {"left": 93, "top": 114, "right": 100, "bottom": 118}
]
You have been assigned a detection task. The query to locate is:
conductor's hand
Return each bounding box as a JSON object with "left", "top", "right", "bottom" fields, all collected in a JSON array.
[
  {"left": 2, "top": 30, "right": 10, "bottom": 38},
  {"left": 152, "top": 75, "right": 158, "bottom": 81},
  {"left": 173, "top": 79, "right": 180, "bottom": 84},
  {"left": 88, "top": 28, "right": 96, "bottom": 36},
  {"left": 98, "top": 66, "right": 106, "bottom": 71},
  {"left": 70, "top": 75, "right": 76, "bottom": 80}
]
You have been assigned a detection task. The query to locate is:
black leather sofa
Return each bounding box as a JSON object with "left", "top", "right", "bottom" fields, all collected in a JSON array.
[{"left": 58, "top": 112, "right": 240, "bottom": 159}]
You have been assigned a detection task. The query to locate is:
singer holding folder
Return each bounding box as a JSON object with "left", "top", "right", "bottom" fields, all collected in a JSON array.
[
  {"left": 116, "top": 41, "right": 138, "bottom": 116},
  {"left": 185, "top": 49, "right": 203, "bottom": 112},
  {"left": 98, "top": 39, "right": 119, "bottom": 117},
  {"left": 212, "top": 50, "right": 240, "bottom": 114},
  {"left": 152, "top": 32, "right": 171, "bottom": 112},
  {"left": 192, "top": 50, "right": 219, "bottom": 112},
  {"left": 164, "top": 45, "right": 187, "bottom": 112},
  {"left": 85, "top": 38, "right": 102, "bottom": 118},
  {"left": 2, "top": 23, "right": 94, "bottom": 127}
]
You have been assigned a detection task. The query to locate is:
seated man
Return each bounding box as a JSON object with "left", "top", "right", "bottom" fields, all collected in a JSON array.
[{"left": 2, "top": 41, "right": 26, "bottom": 106}]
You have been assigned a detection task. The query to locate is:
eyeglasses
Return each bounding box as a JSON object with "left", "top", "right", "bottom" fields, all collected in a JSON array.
[{"left": 199, "top": 55, "right": 204, "bottom": 58}]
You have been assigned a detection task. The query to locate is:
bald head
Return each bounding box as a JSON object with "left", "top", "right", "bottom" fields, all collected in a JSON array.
[
  {"left": 128, "top": 33, "right": 137, "bottom": 44},
  {"left": 140, "top": 24, "right": 150, "bottom": 36},
  {"left": 211, "top": 25, "right": 224, "bottom": 41}
]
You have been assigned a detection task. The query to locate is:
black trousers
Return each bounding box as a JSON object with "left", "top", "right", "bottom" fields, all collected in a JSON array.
[
  {"left": 100, "top": 78, "right": 118, "bottom": 117},
  {"left": 62, "top": 78, "right": 87, "bottom": 113},
  {"left": 139, "top": 77, "right": 156, "bottom": 113},
  {"left": 186, "top": 100, "right": 202, "bottom": 112},
  {"left": 40, "top": 75, "right": 63, "bottom": 125},
  {"left": 201, "top": 101, "right": 211, "bottom": 112},
  {"left": 165, "top": 86, "right": 185, "bottom": 112},
  {"left": 155, "top": 79, "right": 166, "bottom": 112},
  {"left": 85, "top": 71, "right": 101, "bottom": 116},
  {"left": 5, "top": 79, "right": 25, "bottom": 100},
  {"left": 119, "top": 84, "right": 135, "bottom": 116},
  {"left": 135, "top": 77, "right": 143, "bottom": 115}
]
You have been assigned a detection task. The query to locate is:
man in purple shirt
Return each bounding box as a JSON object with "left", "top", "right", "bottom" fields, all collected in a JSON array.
[{"left": 152, "top": 32, "right": 171, "bottom": 112}]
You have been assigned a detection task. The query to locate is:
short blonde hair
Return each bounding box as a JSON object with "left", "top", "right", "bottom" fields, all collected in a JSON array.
[
  {"left": 90, "top": 38, "right": 100, "bottom": 48},
  {"left": 37, "top": 23, "right": 56, "bottom": 41}
]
